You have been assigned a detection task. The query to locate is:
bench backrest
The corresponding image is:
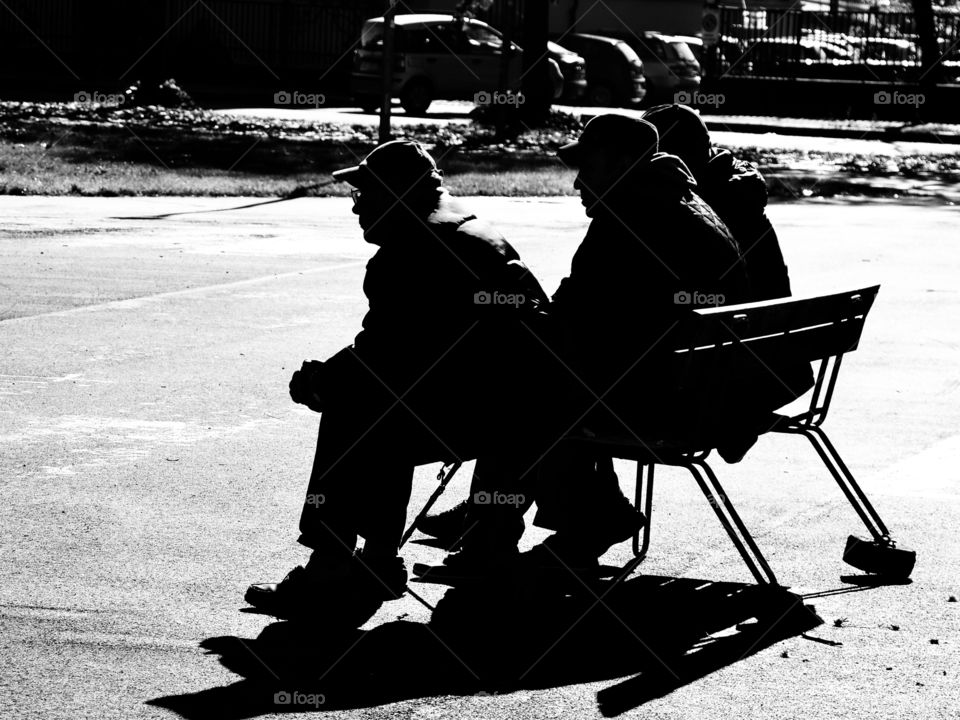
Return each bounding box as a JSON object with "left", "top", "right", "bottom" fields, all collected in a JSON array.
[
  {"left": 668, "top": 285, "right": 880, "bottom": 436},
  {"left": 683, "top": 285, "right": 880, "bottom": 362}
]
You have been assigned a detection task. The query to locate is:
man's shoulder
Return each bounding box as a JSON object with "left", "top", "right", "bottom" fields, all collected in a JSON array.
[
  {"left": 427, "top": 195, "right": 518, "bottom": 261},
  {"left": 680, "top": 190, "right": 735, "bottom": 242}
]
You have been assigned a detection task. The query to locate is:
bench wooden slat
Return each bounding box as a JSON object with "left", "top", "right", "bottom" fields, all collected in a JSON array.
[
  {"left": 676, "top": 319, "right": 869, "bottom": 366},
  {"left": 680, "top": 285, "right": 880, "bottom": 349}
]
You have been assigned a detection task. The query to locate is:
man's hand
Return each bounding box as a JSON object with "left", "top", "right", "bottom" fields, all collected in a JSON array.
[{"left": 289, "top": 360, "right": 325, "bottom": 412}]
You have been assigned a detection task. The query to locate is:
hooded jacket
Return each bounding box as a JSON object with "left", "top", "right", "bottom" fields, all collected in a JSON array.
[
  {"left": 699, "top": 148, "right": 791, "bottom": 302},
  {"left": 551, "top": 153, "right": 750, "bottom": 422},
  {"left": 643, "top": 103, "right": 792, "bottom": 302}
]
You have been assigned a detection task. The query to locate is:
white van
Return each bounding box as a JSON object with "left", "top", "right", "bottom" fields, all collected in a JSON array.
[{"left": 350, "top": 14, "right": 524, "bottom": 114}]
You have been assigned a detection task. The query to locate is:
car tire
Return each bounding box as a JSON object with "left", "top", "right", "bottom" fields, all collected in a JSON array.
[
  {"left": 400, "top": 80, "right": 432, "bottom": 115},
  {"left": 356, "top": 96, "right": 379, "bottom": 113},
  {"left": 586, "top": 83, "right": 615, "bottom": 107}
]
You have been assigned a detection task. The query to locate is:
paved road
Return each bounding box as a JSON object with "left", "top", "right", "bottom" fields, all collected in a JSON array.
[{"left": 1, "top": 197, "right": 958, "bottom": 719}]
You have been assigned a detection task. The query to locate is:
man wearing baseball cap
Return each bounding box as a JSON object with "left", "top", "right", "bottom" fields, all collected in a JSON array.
[
  {"left": 244, "top": 140, "right": 548, "bottom": 620},
  {"left": 416, "top": 115, "right": 754, "bottom": 576},
  {"left": 535, "top": 113, "right": 751, "bottom": 566}
]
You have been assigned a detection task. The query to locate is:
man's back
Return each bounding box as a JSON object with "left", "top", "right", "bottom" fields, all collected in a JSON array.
[
  {"left": 552, "top": 153, "right": 749, "bottom": 403},
  {"left": 699, "top": 148, "right": 791, "bottom": 301}
]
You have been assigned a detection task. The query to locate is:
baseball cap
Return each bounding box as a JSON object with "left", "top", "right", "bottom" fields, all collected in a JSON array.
[
  {"left": 557, "top": 114, "right": 660, "bottom": 166},
  {"left": 333, "top": 140, "right": 442, "bottom": 192}
]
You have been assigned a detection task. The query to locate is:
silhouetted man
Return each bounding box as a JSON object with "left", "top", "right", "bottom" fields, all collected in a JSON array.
[
  {"left": 417, "top": 115, "right": 753, "bottom": 575},
  {"left": 644, "top": 103, "right": 813, "bottom": 432},
  {"left": 643, "top": 103, "right": 791, "bottom": 301},
  {"left": 245, "top": 140, "right": 546, "bottom": 620},
  {"left": 526, "top": 114, "right": 752, "bottom": 566}
]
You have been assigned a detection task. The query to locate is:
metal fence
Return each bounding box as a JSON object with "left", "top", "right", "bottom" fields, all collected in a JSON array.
[{"left": 710, "top": 6, "right": 960, "bottom": 82}]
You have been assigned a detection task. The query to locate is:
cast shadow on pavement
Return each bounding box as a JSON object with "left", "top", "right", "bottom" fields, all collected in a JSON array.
[{"left": 148, "top": 574, "right": 825, "bottom": 719}]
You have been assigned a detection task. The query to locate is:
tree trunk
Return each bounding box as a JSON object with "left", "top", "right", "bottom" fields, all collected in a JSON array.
[{"left": 519, "top": 0, "right": 551, "bottom": 124}]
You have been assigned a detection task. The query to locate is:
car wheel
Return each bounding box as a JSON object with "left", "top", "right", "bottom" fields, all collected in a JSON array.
[
  {"left": 400, "top": 80, "right": 432, "bottom": 115},
  {"left": 586, "top": 83, "right": 615, "bottom": 107},
  {"left": 356, "top": 95, "right": 379, "bottom": 113}
]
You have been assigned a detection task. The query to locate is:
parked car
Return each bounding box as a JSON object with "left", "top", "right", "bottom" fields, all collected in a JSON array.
[
  {"left": 673, "top": 34, "right": 705, "bottom": 66},
  {"left": 548, "top": 40, "right": 588, "bottom": 103},
  {"left": 350, "top": 13, "right": 523, "bottom": 114},
  {"left": 856, "top": 37, "right": 919, "bottom": 64},
  {"left": 552, "top": 33, "right": 646, "bottom": 106},
  {"left": 747, "top": 37, "right": 829, "bottom": 75},
  {"left": 599, "top": 30, "right": 700, "bottom": 102}
]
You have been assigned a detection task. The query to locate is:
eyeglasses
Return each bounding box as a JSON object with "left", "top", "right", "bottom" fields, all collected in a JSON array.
[{"left": 350, "top": 189, "right": 361, "bottom": 203}]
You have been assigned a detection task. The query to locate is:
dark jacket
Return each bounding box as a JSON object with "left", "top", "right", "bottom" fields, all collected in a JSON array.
[
  {"left": 699, "top": 149, "right": 814, "bottom": 422},
  {"left": 551, "top": 153, "right": 750, "bottom": 427},
  {"left": 698, "top": 148, "right": 791, "bottom": 302},
  {"left": 325, "top": 191, "right": 547, "bottom": 449}
]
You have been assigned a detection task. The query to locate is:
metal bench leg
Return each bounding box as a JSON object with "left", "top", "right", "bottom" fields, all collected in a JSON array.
[
  {"left": 613, "top": 462, "right": 655, "bottom": 586},
  {"left": 788, "top": 425, "right": 890, "bottom": 542},
  {"left": 633, "top": 462, "right": 654, "bottom": 563},
  {"left": 685, "top": 458, "right": 779, "bottom": 586},
  {"left": 399, "top": 461, "right": 463, "bottom": 549}
]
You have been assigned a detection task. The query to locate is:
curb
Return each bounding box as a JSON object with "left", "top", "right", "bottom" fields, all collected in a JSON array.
[{"left": 702, "top": 119, "right": 960, "bottom": 145}]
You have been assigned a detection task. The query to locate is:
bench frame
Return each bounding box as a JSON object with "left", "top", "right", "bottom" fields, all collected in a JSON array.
[
  {"left": 405, "top": 284, "right": 910, "bottom": 589},
  {"left": 587, "top": 284, "right": 900, "bottom": 587}
]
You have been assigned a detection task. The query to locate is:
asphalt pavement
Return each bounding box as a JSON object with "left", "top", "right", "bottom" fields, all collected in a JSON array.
[{"left": 1, "top": 196, "right": 958, "bottom": 719}]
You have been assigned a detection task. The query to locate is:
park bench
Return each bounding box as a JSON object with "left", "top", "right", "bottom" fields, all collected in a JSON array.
[{"left": 405, "top": 284, "right": 915, "bottom": 590}]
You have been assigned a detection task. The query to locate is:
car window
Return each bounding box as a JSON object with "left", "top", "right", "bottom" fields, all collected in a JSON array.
[
  {"left": 361, "top": 22, "right": 383, "bottom": 49},
  {"left": 645, "top": 38, "right": 668, "bottom": 60},
  {"left": 400, "top": 27, "right": 440, "bottom": 52},
  {"left": 632, "top": 41, "right": 657, "bottom": 61},
  {"left": 464, "top": 23, "right": 503, "bottom": 51},
  {"left": 420, "top": 23, "right": 462, "bottom": 53}
]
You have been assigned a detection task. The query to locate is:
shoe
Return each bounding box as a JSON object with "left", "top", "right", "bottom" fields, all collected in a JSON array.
[
  {"left": 245, "top": 552, "right": 408, "bottom": 620},
  {"left": 349, "top": 551, "right": 408, "bottom": 599},
  {"left": 415, "top": 500, "right": 470, "bottom": 549},
  {"left": 523, "top": 496, "right": 645, "bottom": 577},
  {"left": 245, "top": 565, "right": 321, "bottom": 618},
  {"left": 412, "top": 545, "right": 519, "bottom": 587},
  {"left": 521, "top": 536, "right": 602, "bottom": 575},
  {"left": 593, "top": 501, "right": 646, "bottom": 554}
]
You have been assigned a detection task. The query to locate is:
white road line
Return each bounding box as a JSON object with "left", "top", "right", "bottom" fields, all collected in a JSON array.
[{"left": 0, "top": 260, "right": 367, "bottom": 324}]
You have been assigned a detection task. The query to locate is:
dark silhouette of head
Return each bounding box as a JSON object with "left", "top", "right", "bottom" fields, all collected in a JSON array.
[
  {"left": 642, "top": 104, "right": 712, "bottom": 179},
  {"left": 557, "top": 114, "right": 660, "bottom": 217},
  {"left": 334, "top": 140, "right": 444, "bottom": 242}
]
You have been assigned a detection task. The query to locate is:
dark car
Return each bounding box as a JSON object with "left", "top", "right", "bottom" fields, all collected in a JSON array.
[
  {"left": 548, "top": 40, "right": 587, "bottom": 103},
  {"left": 598, "top": 30, "right": 700, "bottom": 103},
  {"left": 555, "top": 33, "right": 646, "bottom": 106}
]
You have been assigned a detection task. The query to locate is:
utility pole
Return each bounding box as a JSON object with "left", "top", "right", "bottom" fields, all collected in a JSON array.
[
  {"left": 378, "top": 1, "right": 397, "bottom": 144},
  {"left": 912, "top": 0, "right": 941, "bottom": 89}
]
